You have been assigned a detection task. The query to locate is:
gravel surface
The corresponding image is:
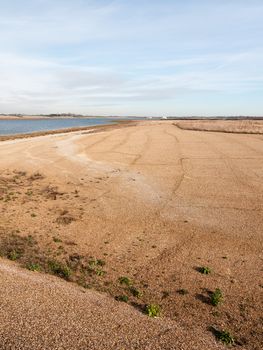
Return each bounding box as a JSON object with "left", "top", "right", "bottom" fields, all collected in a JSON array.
[
  {"left": 0, "top": 120, "right": 262, "bottom": 349},
  {"left": 0, "top": 259, "right": 223, "bottom": 350}
]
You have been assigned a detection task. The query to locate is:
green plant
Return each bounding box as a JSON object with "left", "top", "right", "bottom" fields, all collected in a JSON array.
[
  {"left": 199, "top": 266, "right": 211, "bottom": 275},
  {"left": 48, "top": 260, "right": 71, "bottom": 280},
  {"left": 88, "top": 259, "right": 106, "bottom": 276},
  {"left": 129, "top": 286, "right": 143, "bottom": 298},
  {"left": 145, "top": 304, "right": 161, "bottom": 318},
  {"left": 215, "top": 329, "right": 234, "bottom": 345},
  {"left": 211, "top": 288, "right": 223, "bottom": 306},
  {"left": 96, "top": 259, "right": 105, "bottom": 266},
  {"left": 26, "top": 263, "right": 41, "bottom": 271},
  {"left": 7, "top": 250, "right": 21, "bottom": 261},
  {"left": 31, "top": 213, "right": 37, "bottom": 218},
  {"left": 115, "top": 295, "right": 129, "bottom": 303},
  {"left": 88, "top": 258, "right": 105, "bottom": 268},
  {"left": 77, "top": 280, "right": 91, "bottom": 289},
  {"left": 119, "top": 276, "right": 132, "bottom": 286},
  {"left": 95, "top": 268, "right": 106, "bottom": 276}
]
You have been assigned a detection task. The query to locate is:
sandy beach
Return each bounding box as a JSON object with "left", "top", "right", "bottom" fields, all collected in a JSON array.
[{"left": 0, "top": 120, "right": 262, "bottom": 349}]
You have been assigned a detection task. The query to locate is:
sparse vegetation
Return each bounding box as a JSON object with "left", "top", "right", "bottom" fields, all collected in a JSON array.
[
  {"left": 7, "top": 249, "right": 21, "bottom": 261},
  {"left": 0, "top": 234, "right": 37, "bottom": 263},
  {"left": 211, "top": 288, "right": 223, "bottom": 306},
  {"left": 89, "top": 258, "right": 105, "bottom": 267},
  {"left": 26, "top": 262, "right": 41, "bottom": 271},
  {"left": 48, "top": 260, "right": 71, "bottom": 280},
  {"left": 95, "top": 268, "right": 106, "bottom": 276},
  {"left": 145, "top": 304, "right": 161, "bottom": 318},
  {"left": 119, "top": 276, "right": 132, "bottom": 286},
  {"left": 87, "top": 259, "right": 106, "bottom": 276},
  {"left": 0, "top": 168, "right": 261, "bottom": 348},
  {"left": 214, "top": 329, "right": 235, "bottom": 345},
  {"left": 129, "top": 286, "right": 143, "bottom": 298},
  {"left": 96, "top": 259, "right": 106, "bottom": 266},
  {"left": 115, "top": 295, "right": 129, "bottom": 302},
  {"left": 198, "top": 266, "right": 211, "bottom": 275},
  {"left": 77, "top": 279, "right": 91, "bottom": 289}
]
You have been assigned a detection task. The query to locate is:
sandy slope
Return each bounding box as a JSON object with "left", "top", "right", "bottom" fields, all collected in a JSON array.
[
  {"left": 0, "top": 258, "right": 223, "bottom": 350},
  {"left": 0, "top": 121, "right": 262, "bottom": 349}
]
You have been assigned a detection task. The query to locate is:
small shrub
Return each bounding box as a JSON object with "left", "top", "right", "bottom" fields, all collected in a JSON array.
[
  {"left": 119, "top": 276, "right": 132, "bottom": 286},
  {"left": 89, "top": 258, "right": 105, "bottom": 267},
  {"left": 115, "top": 295, "right": 129, "bottom": 303},
  {"left": 95, "top": 268, "right": 106, "bottom": 276},
  {"left": 7, "top": 250, "right": 21, "bottom": 261},
  {"left": 87, "top": 259, "right": 106, "bottom": 276},
  {"left": 215, "top": 329, "right": 234, "bottom": 345},
  {"left": 26, "top": 263, "right": 41, "bottom": 271},
  {"left": 145, "top": 304, "right": 161, "bottom": 318},
  {"left": 48, "top": 260, "right": 71, "bottom": 280},
  {"left": 77, "top": 280, "right": 91, "bottom": 289},
  {"left": 211, "top": 288, "right": 223, "bottom": 306},
  {"left": 199, "top": 266, "right": 211, "bottom": 275},
  {"left": 96, "top": 259, "right": 105, "bottom": 266},
  {"left": 129, "top": 286, "right": 143, "bottom": 298}
]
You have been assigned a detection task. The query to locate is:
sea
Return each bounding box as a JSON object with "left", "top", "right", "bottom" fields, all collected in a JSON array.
[{"left": 0, "top": 118, "right": 116, "bottom": 135}]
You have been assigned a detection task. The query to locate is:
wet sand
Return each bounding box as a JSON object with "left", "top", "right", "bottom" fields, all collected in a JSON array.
[{"left": 0, "top": 120, "right": 262, "bottom": 349}]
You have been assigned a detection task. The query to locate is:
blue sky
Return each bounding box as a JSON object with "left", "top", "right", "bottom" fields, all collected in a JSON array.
[{"left": 0, "top": 0, "right": 263, "bottom": 116}]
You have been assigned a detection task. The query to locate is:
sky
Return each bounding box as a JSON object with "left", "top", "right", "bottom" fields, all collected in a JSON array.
[{"left": 0, "top": 0, "right": 263, "bottom": 116}]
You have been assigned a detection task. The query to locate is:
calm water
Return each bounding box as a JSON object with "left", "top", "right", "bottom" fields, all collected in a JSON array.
[{"left": 0, "top": 118, "right": 115, "bottom": 135}]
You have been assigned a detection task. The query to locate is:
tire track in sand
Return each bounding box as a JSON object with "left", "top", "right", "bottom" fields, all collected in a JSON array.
[{"left": 156, "top": 127, "right": 186, "bottom": 215}]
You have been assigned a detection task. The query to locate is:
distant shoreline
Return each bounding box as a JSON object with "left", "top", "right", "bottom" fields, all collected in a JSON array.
[
  {"left": 0, "top": 115, "right": 113, "bottom": 120},
  {"left": 0, "top": 120, "right": 134, "bottom": 141},
  {"left": 0, "top": 115, "right": 262, "bottom": 121}
]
